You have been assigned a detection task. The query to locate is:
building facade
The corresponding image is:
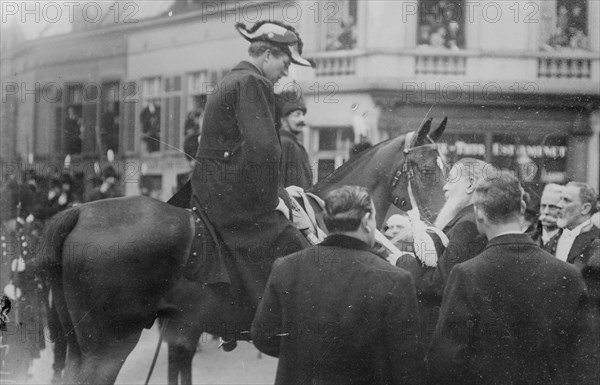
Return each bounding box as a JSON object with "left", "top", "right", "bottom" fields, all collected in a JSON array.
[{"left": 1, "top": 0, "right": 599, "bottom": 201}]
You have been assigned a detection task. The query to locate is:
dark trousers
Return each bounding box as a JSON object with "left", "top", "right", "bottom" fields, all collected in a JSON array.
[{"left": 47, "top": 303, "right": 67, "bottom": 372}]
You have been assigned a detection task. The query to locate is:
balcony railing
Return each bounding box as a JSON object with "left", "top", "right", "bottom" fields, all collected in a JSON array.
[
  {"left": 415, "top": 53, "right": 467, "bottom": 76},
  {"left": 537, "top": 54, "right": 592, "bottom": 79},
  {"left": 309, "top": 50, "right": 365, "bottom": 77},
  {"left": 304, "top": 49, "right": 599, "bottom": 90}
]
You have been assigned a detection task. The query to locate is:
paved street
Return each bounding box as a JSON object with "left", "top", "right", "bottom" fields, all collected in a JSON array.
[{"left": 27, "top": 323, "right": 278, "bottom": 384}]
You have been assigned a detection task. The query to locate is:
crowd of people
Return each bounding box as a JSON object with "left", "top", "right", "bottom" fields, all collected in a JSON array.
[
  {"left": 0, "top": 166, "right": 123, "bottom": 383},
  {"left": 253, "top": 163, "right": 599, "bottom": 384},
  {"left": 2, "top": 18, "right": 599, "bottom": 385},
  {"left": 545, "top": 2, "right": 589, "bottom": 50}
]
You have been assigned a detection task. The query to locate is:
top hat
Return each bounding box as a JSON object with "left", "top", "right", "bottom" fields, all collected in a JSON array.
[{"left": 235, "top": 21, "right": 314, "bottom": 67}]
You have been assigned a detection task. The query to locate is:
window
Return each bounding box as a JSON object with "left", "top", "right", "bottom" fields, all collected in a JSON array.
[
  {"left": 417, "top": 0, "right": 465, "bottom": 50},
  {"left": 122, "top": 82, "right": 138, "bottom": 153},
  {"left": 312, "top": 127, "right": 354, "bottom": 181},
  {"left": 542, "top": 0, "right": 588, "bottom": 50},
  {"left": 140, "top": 77, "right": 162, "bottom": 153},
  {"left": 63, "top": 85, "right": 84, "bottom": 155},
  {"left": 163, "top": 76, "right": 182, "bottom": 151},
  {"left": 187, "top": 71, "right": 210, "bottom": 130},
  {"left": 325, "top": 0, "right": 358, "bottom": 51},
  {"left": 100, "top": 82, "right": 120, "bottom": 157}
]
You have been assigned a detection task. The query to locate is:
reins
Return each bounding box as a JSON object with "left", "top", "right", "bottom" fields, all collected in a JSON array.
[{"left": 145, "top": 320, "right": 168, "bottom": 385}]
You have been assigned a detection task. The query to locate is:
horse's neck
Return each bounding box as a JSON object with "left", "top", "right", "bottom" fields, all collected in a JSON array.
[{"left": 310, "top": 164, "right": 391, "bottom": 229}]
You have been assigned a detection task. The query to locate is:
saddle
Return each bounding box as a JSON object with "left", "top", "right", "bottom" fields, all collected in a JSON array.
[{"left": 168, "top": 182, "right": 327, "bottom": 287}]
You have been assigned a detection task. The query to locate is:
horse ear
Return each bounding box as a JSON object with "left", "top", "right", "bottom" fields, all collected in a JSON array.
[
  {"left": 411, "top": 118, "right": 432, "bottom": 148},
  {"left": 429, "top": 117, "right": 447, "bottom": 142}
]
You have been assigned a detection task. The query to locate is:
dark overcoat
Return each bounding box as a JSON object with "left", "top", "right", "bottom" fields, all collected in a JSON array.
[
  {"left": 428, "top": 233, "right": 600, "bottom": 385},
  {"left": 190, "top": 61, "right": 308, "bottom": 305},
  {"left": 566, "top": 224, "right": 600, "bottom": 268},
  {"left": 251, "top": 235, "right": 426, "bottom": 385},
  {"left": 280, "top": 130, "right": 313, "bottom": 189},
  {"left": 397, "top": 204, "right": 487, "bottom": 343}
]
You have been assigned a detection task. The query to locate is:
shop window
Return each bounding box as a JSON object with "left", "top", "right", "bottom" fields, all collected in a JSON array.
[
  {"left": 325, "top": 0, "right": 358, "bottom": 51},
  {"left": 417, "top": 0, "right": 465, "bottom": 50},
  {"left": 438, "top": 133, "right": 487, "bottom": 165},
  {"left": 542, "top": 0, "right": 588, "bottom": 50},
  {"left": 140, "top": 77, "right": 162, "bottom": 153}
]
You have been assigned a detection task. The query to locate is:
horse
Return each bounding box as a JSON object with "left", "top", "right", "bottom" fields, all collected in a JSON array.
[{"left": 40, "top": 118, "right": 447, "bottom": 384}]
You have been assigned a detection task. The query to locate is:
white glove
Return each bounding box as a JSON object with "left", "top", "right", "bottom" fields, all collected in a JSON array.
[{"left": 58, "top": 193, "right": 68, "bottom": 206}]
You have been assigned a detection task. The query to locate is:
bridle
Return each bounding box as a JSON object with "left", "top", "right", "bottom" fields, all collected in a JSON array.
[{"left": 389, "top": 139, "right": 441, "bottom": 221}]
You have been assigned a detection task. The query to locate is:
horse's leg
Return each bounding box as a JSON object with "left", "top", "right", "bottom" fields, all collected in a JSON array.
[
  {"left": 167, "top": 344, "right": 179, "bottom": 385},
  {"left": 74, "top": 323, "right": 142, "bottom": 385},
  {"left": 167, "top": 343, "right": 196, "bottom": 385},
  {"left": 179, "top": 344, "right": 196, "bottom": 385},
  {"left": 50, "top": 276, "right": 82, "bottom": 385}
]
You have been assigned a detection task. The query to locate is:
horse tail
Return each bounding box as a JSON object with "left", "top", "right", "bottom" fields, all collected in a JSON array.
[{"left": 39, "top": 207, "right": 81, "bottom": 276}]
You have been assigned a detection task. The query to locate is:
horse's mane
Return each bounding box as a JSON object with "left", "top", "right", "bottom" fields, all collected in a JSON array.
[{"left": 310, "top": 133, "right": 407, "bottom": 193}]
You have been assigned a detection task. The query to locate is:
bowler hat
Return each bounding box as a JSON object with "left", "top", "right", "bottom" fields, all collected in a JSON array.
[{"left": 235, "top": 21, "right": 314, "bottom": 67}]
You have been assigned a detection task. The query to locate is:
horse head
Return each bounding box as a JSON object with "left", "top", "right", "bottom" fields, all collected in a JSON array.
[
  {"left": 310, "top": 118, "right": 447, "bottom": 228},
  {"left": 388, "top": 117, "right": 447, "bottom": 224}
]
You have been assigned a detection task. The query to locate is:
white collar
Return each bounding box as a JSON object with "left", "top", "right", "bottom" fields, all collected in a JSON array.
[
  {"left": 562, "top": 219, "right": 591, "bottom": 237},
  {"left": 493, "top": 230, "right": 524, "bottom": 239}
]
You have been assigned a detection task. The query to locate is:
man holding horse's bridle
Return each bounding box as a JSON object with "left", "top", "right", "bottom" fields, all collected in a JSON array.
[{"left": 189, "top": 21, "right": 314, "bottom": 307}]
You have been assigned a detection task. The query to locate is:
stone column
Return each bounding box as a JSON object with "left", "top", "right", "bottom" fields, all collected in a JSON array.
[{"left": 587, "top": 110, "right": 600, "bottom": 191}]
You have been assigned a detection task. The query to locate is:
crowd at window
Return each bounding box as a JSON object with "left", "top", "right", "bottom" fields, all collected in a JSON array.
[
  {"left": 417, "top": 0, "right": 465, "bottom": 50},
  {"left": 325, "top": 0, "right": 358, "bottom": 51},
  {"left": 543, "top": 0, "right": 588, "bottom": 50}
]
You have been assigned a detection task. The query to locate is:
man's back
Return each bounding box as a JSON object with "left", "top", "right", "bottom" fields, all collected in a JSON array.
[
  {"left": 252, "top": 235, "right": 424, "bottom": 385},
  {"left": 429, "top": 233, "right": 599, "bottom": 385}
]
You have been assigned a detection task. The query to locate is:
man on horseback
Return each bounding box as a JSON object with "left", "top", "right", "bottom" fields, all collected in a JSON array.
[{"left": 190, "top": 21, "right": 314, "bottom": 307}]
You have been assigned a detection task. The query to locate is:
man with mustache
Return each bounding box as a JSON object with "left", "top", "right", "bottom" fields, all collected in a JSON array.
[
  {"left": 276, "top": 89, "right": 313, "bottom": 189},
  {"left": 397, "top": 157, "right": 490, "bottom": 343},
  {"left": 531, "top": 183, "right": 564, "bottom": 252},
  {"left": 429, "top": 174, "right": 599, "bottom": 385},
  {"left": 554, "top": 181, "right": 599, "bottom": 267}
]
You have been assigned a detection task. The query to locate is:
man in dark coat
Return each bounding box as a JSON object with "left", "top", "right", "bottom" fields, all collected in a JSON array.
[
  {"left": 87, "top": 166, "right": 123, "bottom": 202},
  {"left": 275, "top": 89, "right": 313, "bottom": 189},
  {"left": 64, "top": 106, "right": 82, "bottom": 154},
  {"left": 252, "top": 186, "right": 425, "bottom": 385},
  {"left": 428, "top": 174, "right": 599, "bottom": 385},
  {"left": 190, "top": 21, "right": 314, "bottom": 306},
  {"left": 554, "top": 181, "right": 600, "bottom": 267},
  {"left": 396, "top": 158, "right": 490, "bottom": 343}
]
